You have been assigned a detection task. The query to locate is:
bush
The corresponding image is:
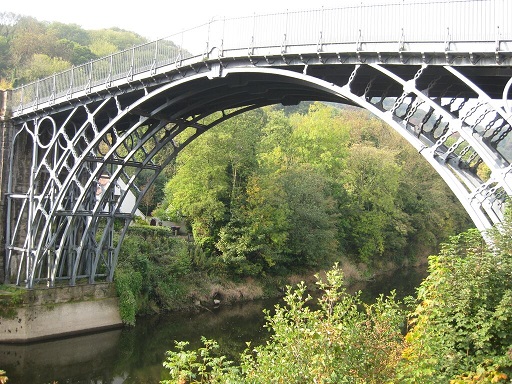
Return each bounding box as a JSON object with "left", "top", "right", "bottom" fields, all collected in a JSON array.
[
  {"left": 397, "top": 225, "right": 512, "bottom": 383},
  {"left": 159, "top": 209, "right": 512, "bottom": 383},
  {"left": 115, "top": 225, "right": 193, "bottom": 323},
  {"left": 161, "top": 264, "right": 405, "bottom": 383},
  {"left": 114, "top": 269, "right": 142, "bottom": 326}
]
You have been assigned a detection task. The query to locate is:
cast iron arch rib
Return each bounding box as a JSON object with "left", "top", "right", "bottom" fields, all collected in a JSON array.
[
  {"left": 5, "top": 1, "right": 512, "bottom": 287},
  {"left": 8, "top": 65, "right": 510, "bottom": 287}
]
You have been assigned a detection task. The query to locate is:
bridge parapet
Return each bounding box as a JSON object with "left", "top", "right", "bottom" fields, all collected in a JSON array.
[{"left": 9, "top": 0, "right": 512, "bottom": 117}]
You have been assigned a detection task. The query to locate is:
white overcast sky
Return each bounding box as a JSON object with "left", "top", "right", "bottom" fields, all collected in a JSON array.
[{"left": 2, "top": 0, "right": 361, "bottom": 40}]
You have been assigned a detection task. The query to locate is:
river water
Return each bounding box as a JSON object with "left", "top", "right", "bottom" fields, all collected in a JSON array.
[{"left": 1, "top": 266, "right": 427, "bottom": 384}]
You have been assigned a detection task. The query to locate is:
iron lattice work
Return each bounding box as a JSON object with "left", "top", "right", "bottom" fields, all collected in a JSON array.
[
  {"left": 3, "top": 0, "right": 512, "bottom": 287},
  {"left": 5, "top": 63, "right": 511, "bottom": 288},
  {"left": 342, "top": 64, "right": 512, "bottom": 230},
  {"left": 6, "top": 93, "right": 261, "bottom": 287}
]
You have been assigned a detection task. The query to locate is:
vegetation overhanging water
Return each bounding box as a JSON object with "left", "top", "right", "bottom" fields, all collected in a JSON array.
[{"left": 0, "top": 265, "right": 427, "bottom": 384}]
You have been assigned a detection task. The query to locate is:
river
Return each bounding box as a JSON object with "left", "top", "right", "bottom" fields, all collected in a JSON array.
[{"left": 0, "top": 266, "right": 427, "bottom": 384}]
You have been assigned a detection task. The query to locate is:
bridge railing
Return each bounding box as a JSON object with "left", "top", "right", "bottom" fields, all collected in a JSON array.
[{"left": 11, "top": 0, "right": 511, "bottom": 114}]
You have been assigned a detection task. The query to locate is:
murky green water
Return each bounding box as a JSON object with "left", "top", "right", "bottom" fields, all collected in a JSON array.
[{"left": 0, "top": 266, "right": 427, "bottom": 384}]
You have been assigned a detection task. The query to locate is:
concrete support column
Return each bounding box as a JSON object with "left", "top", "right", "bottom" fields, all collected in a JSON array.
[{"left": 0, "top": 90, "right": 12, "bottom": 284}]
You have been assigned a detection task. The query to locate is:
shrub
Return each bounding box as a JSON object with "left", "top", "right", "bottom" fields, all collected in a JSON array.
[
  {"left": 115, "top": 225, "right": 194, "bottom": 323},
  {"left": 114, "top": 269, "right": 142, "bottom": 326},
  {"left": 397, "top": 225, "right": 512, "bottom": 383},
  {"left": 161, "top": 264, "right": 405, "bottom": 383}
]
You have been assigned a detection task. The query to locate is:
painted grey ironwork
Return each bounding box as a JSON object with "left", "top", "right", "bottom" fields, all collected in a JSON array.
[
  {"left": 3, "top": 0, "right": 512, "bottom": 287},
  {"left": 10, "top": 0, "right": 512, "bottom": 114}
]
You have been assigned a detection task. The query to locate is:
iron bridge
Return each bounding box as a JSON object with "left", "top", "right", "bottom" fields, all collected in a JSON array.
[{"left": 0, "top": 0, "right": 511, "bottom": 288}]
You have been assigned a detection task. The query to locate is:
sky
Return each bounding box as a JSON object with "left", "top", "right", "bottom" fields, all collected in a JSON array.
[{"left": 2, "top": 0, "right": 359, "bottom": 41}]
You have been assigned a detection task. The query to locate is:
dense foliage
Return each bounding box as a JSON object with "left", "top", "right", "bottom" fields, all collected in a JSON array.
[
  {"left": 161, "top": 264, "right": 405, "bottom": 384},
  {"left": 397, "top": 210, "right": 512, "bottom": 383},
  {"left": 161, "top": 212, "right": 512, "bottom": 383},
  {"left": 0, "top": 12, "right": 148, "bottom": 87},
  {"left": 115, "top": 225, "right": 193, "bottom": 325},
  {"left": 156, "top": 103, "right": 471, "bottom": 276}
]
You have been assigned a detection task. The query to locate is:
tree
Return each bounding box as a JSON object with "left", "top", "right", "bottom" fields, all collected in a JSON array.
[
  {"left": 343, "top": 144, "right": 402, "bottom": 263},
  {"left": 138, "top": 171, "right": 166, "bottom": 217},
  {"left": 0, "top": 35, "right": 8, "bottom": 81},
  {"left": 19, "top": 53, "right": 70, "bottom": 80},
  {"left": 8, "top": 17, "right": 50, "bottom": 69},
  {"left": 53, "top": 39, "right": 96, "bottom": 65},
  {"left": 346, "top": 111, "right": 472, "bottom": 260},
  {"left": 396, "top": 147, "right": 472, "bottom": 258},
  {"left": 214, "top": 106, "right": 340, "bottom": 274},
  {"left": 279, "top": 165, "right": 338, "bottom": 267},
  {"left": 47, "top": 22, "right": 91, "bottom": 46},
  {"left": 0, "top": 12, "right": 20, "bottom": 38},
  {"left": 159, "top": 110, "right": 264, "bottom": 251},
  {"left": 216, "top": 172, "right": 290, "bottom": 275},
  {"left": 288, "top": 102, "right": 350, "bottom": 177},
  {"left": 89, "top": 28, "right": 146, "bottom": 51}
]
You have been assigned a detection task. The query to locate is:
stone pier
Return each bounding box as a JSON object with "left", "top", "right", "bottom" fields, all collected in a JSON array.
[{"left": 0, "top": 283, "right": 123, "bottom": 343}]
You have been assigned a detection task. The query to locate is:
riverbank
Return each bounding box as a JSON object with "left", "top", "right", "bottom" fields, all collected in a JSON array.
[
  {"left": 112, "top": 225, "right": 434, "bottom": 324},
  {"left": 143, "top": 254, "right": 430, "bottom": 315},
  {"left": 0, "top": 265, "right": 430, "bottom": 384}
]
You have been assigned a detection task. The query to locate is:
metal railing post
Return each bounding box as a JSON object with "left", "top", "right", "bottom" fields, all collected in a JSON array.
[
  {"left": 107, "top": 53, "right": 113, "bottom": 86},
  {"left": 281, "top": 9, "right": 289, "bottom": 53},
  {"left": 35, "top": 80, "right": 39, "bottom": 109},
  {"left": 19, "top": 86, "right": 24, "bottom": 113},
  {"left": 220, "top": 17, "right": 225, "bottom": 57},
  {"left": 87, "top": 61, "right": 93, "bottom": 93},
  {"left": 152, "top": 40, "right": 158, "bottom": 74},
  {"left": 50, "top": 73, "right": 56, "bottom": 105},
  {"left": 129, "top": 45, "right": 135, "bottom": 80},
  {"left": 67, "top": 66, "right": 74, "bottom": 99},
  {"left": 205, "top": 18, "right": 212, "bottom": 58}
]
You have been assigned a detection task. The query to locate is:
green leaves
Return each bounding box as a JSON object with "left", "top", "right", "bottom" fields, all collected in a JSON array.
[
  {"left": 114, "top": 269, "right": 143, "bottom": 326},
  {"left": 0, "top": 14, "right": 149, "bottom": 85},
  {"left": 162, "top": 264, "right": 405, "bottom": 383},
  {"left": 162, "top": 338, "right": 241, "bottom": 384},
  {"left": 398, "top": 227, "right": 512, "bottom": 382},
  {"left": 156, "top": 102, "right": 471, "bottom": 277},
  {"left": 159, "top": 212, "right": 512, "bottom": 382},
  {"left": 342, "top": 143, "right": 403, "bottom": 264},
  {"left": 115, "top": 225, "right": 193, "bottom": 324}
]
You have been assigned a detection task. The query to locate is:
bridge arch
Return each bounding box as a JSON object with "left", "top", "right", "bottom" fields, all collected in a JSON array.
[
  {"left": 6, "top": 63, "right": 511, "bottom": 288},
  {"left": 4, "top": 1, "right": 512, "bottom": 287}
]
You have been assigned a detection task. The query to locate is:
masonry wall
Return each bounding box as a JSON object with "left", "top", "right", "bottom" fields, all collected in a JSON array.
[
  {"left": 0, "top": 283, "right": 123, "bottom": 343},
  {"left": 0, "top": 90, "right": 35, "bottom": 285}
]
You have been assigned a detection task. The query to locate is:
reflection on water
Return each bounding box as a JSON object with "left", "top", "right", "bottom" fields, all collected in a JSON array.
[
  {"left": 0, "top": 329, "right": 124, "bottom": 383},
  {"left": 351, "top": 265, "right": 429, "bottom": 302},
  {"left": 1, "top": 266, "right": 427, "bottom": 384}
]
